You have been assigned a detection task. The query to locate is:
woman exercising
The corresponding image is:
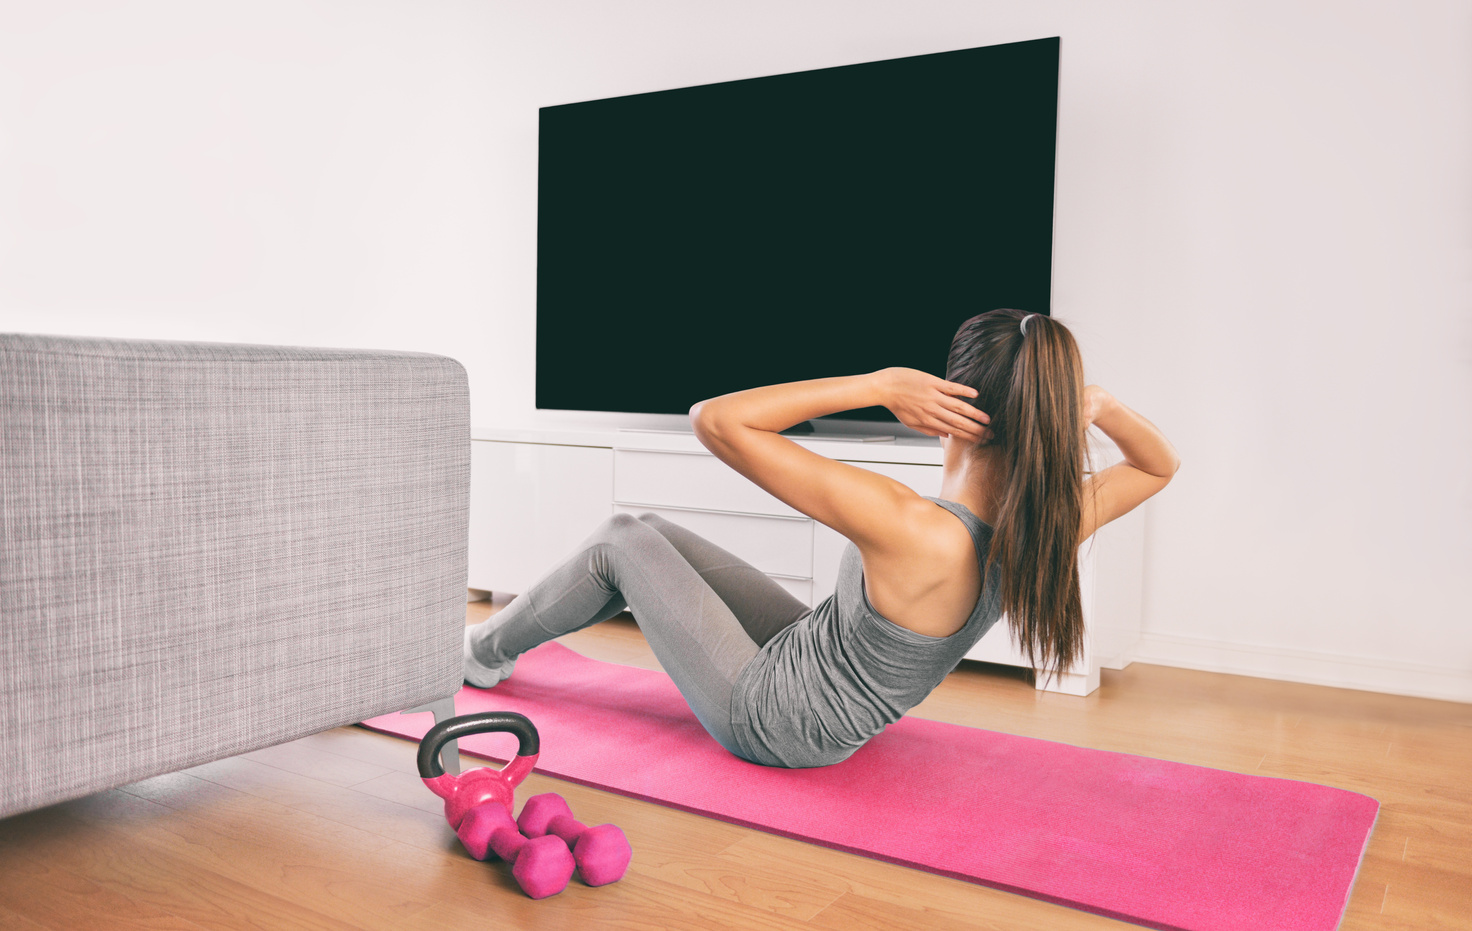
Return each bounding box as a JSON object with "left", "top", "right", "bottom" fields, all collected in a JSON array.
[{"left": 464, "top": 309, "right": 1180, "bottom": 767}]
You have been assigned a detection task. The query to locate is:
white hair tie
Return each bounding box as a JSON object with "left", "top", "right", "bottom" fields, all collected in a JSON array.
[{"left": 1020, "top": 313, "right": 1038, "bottom": 336}]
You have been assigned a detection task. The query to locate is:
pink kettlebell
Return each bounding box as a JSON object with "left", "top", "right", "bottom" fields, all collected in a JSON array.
[
  {"left": 417, "top": 712, "right": 576, "bottom": 898},
  {"left": 417, "top": 711, "right": 541, "bottom": 831}
]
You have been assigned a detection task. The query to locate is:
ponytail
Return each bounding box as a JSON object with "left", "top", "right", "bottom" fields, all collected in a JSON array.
[{"left": 945, "top": 309, "right": 1092, "bottom": 688}]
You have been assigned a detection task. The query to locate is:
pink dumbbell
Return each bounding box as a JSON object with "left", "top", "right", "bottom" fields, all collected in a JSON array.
[
  {"left": 517, "top": 793, "right": 632, "bottom": 886},
  {"left": 457, "top": 802, "right": 576, "bottom": 899}
]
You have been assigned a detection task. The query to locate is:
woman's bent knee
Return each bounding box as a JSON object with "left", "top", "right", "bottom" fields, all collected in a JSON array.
[
  {"left": 634, "top": 511, "right": 673, "bottom": 530},
  {"left": 599, "top": 511, "right": 646, "bottom": 537},
  {"left": 587, "top": 511, "right": 665, "bottom": 556}
]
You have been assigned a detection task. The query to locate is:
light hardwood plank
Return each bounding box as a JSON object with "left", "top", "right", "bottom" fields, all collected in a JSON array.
[
  {"left": 720, "top": 830, "right": 1140, "bottom": 930},
  {"left": 66, "top": 786, "right": 444, "bottom": 930},
  {"left": 0, "top": 795, "right": 354, "bottom": 931},
  {"left": 0, "top": 902, "right": 55, "bottom": 931},
  {"left": 289, "top": 726, "right": 430, "bottom": 772},
  {"left": 238, "top": 740, "right": 399, "bottom": 788},
  {"left": 406, "top": 868, "right": 816, "bottom": 931}
]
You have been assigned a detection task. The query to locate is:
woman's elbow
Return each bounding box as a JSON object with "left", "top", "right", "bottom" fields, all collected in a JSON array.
[
  {"left": 689, "top": 400, "right": 738, "bottom": 453},
  {"left": 689, "top": 400, "right": 719, "bottom": 443},
  {"left": 689, "top": 400, "right": 710, "bottom": 434}
]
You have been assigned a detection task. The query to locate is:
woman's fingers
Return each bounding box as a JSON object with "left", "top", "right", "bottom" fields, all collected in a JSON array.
[
  {"left": 941, "top": 413, "right": 987, "bottom": 441},
  {"left": 925, "top": 398, "right": 988, "bottom": 440},
  {"left": 936, "top": 394, "right": 992, "bottom": 439},
  {"left": 892, "top": 375, "right": 989, "bottom": 440},
  {"left": 941, "top": 378, "right": 979, "bottom": 399},
  {"left": 943, "top": 394, "right": 990, "bottom": 423}
]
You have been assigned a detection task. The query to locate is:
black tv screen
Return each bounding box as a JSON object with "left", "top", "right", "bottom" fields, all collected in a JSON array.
[{"left": 537, "top": 37, "right": 1059, "bottom": 424}]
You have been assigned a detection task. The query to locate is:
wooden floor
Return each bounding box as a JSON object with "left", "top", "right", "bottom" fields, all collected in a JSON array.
[{"left": 2, "top": 599, "right": 1468, "bottom": 930}]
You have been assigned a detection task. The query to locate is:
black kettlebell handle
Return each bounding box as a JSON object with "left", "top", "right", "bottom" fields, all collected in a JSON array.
[{"left": 417, "top": 711, "right": 540, "bottom": 779}]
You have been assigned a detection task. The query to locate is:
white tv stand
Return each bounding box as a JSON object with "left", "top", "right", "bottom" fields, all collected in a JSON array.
[{"left": 468, "top": 425, "right": 1143, "bottom": 696}]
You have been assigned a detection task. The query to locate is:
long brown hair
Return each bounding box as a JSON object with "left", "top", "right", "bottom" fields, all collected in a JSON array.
[{"left": 945, "top": 309, "right": 1093, "bottom": 688}]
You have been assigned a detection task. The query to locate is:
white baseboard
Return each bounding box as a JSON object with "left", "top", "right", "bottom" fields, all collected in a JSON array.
[{"left": 1127, "top": 632, "right": 1472, "bottom": 705}]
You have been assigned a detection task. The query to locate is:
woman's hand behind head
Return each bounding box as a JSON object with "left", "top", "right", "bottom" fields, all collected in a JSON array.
[{"left": 876, "top": 367, "right": 991, "bottom": 443}]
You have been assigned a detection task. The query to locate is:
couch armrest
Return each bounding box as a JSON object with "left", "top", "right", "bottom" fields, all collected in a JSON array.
[{"left": 1, "top": 334, "right": 469, "bottom": 818}]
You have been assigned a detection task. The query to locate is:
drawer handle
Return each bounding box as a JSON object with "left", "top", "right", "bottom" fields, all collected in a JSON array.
[{"left": 614, "top": 447, "right": 713, "bottom": 457}]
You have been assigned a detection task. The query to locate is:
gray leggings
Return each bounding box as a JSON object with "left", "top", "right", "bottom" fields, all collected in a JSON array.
[{"left": 465, "top": 511, "right": 813, "bottom": 758}]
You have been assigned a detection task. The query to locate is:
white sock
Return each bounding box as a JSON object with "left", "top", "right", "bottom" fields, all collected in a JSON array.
[{"left": 463, "top": 626, "right": 517, "bottom": 688}]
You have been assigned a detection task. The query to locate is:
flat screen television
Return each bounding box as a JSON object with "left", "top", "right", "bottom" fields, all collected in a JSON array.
[{"left": 537, "top": 36, "right": 1059, "bottom": 428}]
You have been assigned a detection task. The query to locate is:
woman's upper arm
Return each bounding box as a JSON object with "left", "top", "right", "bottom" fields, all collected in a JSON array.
[
  {"left": 691, "top": 415, "right": 927, "bottom": 553},
  {"left": 1079, "top": 461, "right": 1176, "bottom": 544}
]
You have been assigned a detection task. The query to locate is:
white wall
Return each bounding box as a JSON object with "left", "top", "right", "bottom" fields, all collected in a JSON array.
[{"left": 3, "top": 1, "right": 1469, "bottom": 702}]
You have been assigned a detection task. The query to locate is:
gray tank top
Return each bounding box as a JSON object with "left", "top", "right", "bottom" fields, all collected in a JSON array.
[{"left": 729, "top": 497, "right": 1004, "bottom": 768}]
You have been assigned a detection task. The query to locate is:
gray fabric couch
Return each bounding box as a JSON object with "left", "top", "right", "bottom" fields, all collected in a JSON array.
[{"left": 1, "top": 333, "right": 469, "bottom": 819}]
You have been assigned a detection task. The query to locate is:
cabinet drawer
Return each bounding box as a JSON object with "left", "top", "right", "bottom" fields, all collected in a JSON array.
[
  {"left": 963, "top": 616, "right": 1027, "bottom": 666},
  {"left": 613, "top": 448, "right": 802, "bottom": 518},
  {"left": 612, "top": 503, "right": 813, "bottom": 579},
  {"left": 469, "top": 440, "right": 613, "bottom": 595}
]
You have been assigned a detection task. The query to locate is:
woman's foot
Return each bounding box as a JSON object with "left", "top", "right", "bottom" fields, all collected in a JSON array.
[{"left": 463, "top": 626, "right": 517, "bottom": 688}]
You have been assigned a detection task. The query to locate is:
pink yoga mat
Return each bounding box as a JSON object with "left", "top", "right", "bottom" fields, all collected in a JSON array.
[{"left": 362, "top": 642, "right": 1378, "bottom": 931}]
